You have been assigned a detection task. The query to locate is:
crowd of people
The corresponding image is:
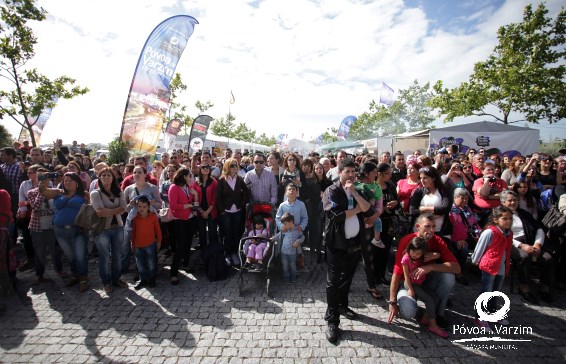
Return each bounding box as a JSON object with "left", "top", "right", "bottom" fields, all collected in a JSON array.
[{"left": 1, "top": 139, "right": 566, "bottom": 344}]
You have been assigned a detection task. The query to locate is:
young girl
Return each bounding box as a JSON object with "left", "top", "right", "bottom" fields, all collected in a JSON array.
[
  {"left": 401, "top": 237, "right": 447, "bottom": 338},
  {"left": 471, "top": 205, "right": 514, "bottom": 331},
  {"left": 243, "top": 214, "right": 269, "bottom": 270}
]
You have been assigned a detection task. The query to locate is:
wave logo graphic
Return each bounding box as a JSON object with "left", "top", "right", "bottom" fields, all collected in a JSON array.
[{"left": 474, "top": 291, "right": 510, "bottom": 322}]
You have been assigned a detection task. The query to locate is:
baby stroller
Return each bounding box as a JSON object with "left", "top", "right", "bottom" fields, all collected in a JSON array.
[{"left": 237, "top": 201, "right": 278, "bottom": 297}]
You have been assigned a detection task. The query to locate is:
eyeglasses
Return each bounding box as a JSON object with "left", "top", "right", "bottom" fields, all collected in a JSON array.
[{"left": 254, "top": 161, "right": 264, "bottom": 164}]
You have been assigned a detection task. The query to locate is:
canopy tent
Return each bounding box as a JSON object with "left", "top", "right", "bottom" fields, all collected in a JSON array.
[
  {"left": 319, "top": 139, "right": 363, "bottom": 152},
  {"left": 428, "top": 121, "right": 540, "bottom": 156}
]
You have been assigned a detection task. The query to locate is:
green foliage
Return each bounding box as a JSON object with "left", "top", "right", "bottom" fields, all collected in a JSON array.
[
  {"left": 0, "top": 0, "right": 89, "bottom": 147},
  {"left": 350, "top": 80, "right": 435, "bottom": 138},
  {"left": 108, "top": 136, "right": 130, "bottom": 164},
  {"left": 195, "top": 100, "right": 213, "bottom": 114},
  {"left": 539, "top": 140, "right": 566, "bottom": 155},
  {"left": 0, "top": 124, "right": 13, "bottom": 148},
  {"left": 255, "top": 133, "right": 276, "bottom": 147},
  {"left": 233, "top": 122, "right": 256, "bottom": 142},
  {"left": 166, "top": 73, "right": 192, "bottom": 134},
  {"left": 210, "top": 113, "right": 236, "bottom": 138},
  {"left": 430, "top": 3, "right": 566, "bottom": 124},
  {"left": 321, "top": 127, "right": 339, "bottom": 144}
]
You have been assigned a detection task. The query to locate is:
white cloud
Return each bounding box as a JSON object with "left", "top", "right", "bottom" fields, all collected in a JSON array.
[{"left": 3, "top": 0, "right": 564, "bottom": 146}]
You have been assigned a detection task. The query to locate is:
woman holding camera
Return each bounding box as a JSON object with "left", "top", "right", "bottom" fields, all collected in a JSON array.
[
  {"left": 472, "top": 162, "right": 508, "bottom": 227},
  {"left": 40, "top": 172, "right": 90, "bottom": 292}
]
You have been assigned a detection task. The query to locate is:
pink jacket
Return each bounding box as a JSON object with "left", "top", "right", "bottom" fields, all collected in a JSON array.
[{"left": 168, "top": 183, "right": 196, "bottom": 220}]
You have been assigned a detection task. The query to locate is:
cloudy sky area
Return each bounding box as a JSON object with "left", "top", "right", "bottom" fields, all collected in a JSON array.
[{"left": 4, "top": 0, "right": 565, "bottom": 145}]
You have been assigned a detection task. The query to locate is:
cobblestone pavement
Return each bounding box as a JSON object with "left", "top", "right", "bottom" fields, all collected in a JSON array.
[{"left": 1, "top": 246, "right": 566, "bottom": 363}]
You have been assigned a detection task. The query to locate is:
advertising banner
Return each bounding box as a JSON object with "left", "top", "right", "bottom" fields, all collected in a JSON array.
[
  {"left": 188, "top": 115, "right": 213, "bottom": 153},
  {"left": 337, "top": 115, "right": 356, "bottom": 140},
  {"left": 18, "top": 97, "right": 58, "bottom": 145}
]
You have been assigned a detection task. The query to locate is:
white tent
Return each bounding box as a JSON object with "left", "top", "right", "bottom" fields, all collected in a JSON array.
[{"left": 429, "top": 121, "right": 540, "bottom": 156}]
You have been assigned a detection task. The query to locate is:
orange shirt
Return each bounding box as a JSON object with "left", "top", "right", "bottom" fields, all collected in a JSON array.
[{"left": 131, "top": 213, "right": 162, "bottom": 248}]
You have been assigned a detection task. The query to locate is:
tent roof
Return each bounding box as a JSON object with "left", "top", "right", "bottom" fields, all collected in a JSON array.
[
  {"left": 319, "top": 139, "right": 363, "bottom": 151},
  {"left": 430, "top": 121, "right": 535, "bottom": 133}
]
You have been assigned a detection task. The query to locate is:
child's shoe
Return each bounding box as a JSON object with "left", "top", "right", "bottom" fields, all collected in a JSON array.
[
  {"left": 371, "top": 238, "right": 385, "bottom": 248},
  {"left": 243, "top": 262, "right": 251, "bottom": 269}
]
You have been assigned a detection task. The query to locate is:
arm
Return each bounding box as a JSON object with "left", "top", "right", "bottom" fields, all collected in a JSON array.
[
  {"left": 402, "top": 263, "right": 415, "bottom": 298},
  {"left": 151, "top": 185, "right": 163, "bottom": 209},
  {"left": 270, "top": 173, "right": 278, "bottom": 205},
  {"left": 408, "top": 188, "right": 424, "bottom": 217},
  {"left": 154, "top": 215, "right": 162, "bottom": 246},
  {"left": 387, "top": 273, "right": 402, "bottom": 324},
  {"left": 18, "top": 181, "right": 29, "bottom": 213},
  {"left": 299, "top": 202, "right": 308, "bottom": 231},
  {"left": 90, "top": 191, "right": 125, "bottom": 218},
  {"left": 471, "top": 229, "right": 492, "bottom": 265}
]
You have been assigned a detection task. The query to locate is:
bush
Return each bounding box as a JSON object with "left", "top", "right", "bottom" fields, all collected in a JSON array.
[{"left": 108, "top": 136, "right": 131, "bottom": 164}]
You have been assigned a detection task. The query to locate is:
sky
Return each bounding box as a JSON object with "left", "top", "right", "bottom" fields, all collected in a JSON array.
[{"left": 3, "top": 0, "right": 566, "bottom": 146}]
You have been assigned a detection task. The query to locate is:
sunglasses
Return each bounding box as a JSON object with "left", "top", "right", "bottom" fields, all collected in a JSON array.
[
  {"left": 463, "top": 166, "right": 472, "bottom": 169},
  {"left": 254, "top": 161, "right": 264, "bottom": 164},
  {"left": 200, "top": 165, "right": 210, "bottom": 170},
  {"left": 229, "top": 164, "right": 238, "bottom": 168}
]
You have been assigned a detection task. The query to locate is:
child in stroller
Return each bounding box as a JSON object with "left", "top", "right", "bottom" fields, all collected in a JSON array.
[{"left": 243, "top": 214, "right": 269, "bottom": 270}]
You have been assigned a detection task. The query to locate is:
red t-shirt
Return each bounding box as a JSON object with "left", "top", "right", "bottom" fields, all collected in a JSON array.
[
  {"left": 393, "top": 233, "right": 458, "bottom": 277},
  {"left": 472, "top": 177, "right": 507, "bottom": 209}
]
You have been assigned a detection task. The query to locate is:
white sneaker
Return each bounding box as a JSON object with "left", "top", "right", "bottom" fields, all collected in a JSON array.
[
  {"left": 371, "top": 238, "right": 385, "bottom": 248},
  {"left": 474, "top": 319, "right": 493, "bottom": 333},
  {"left": 497, "top": 319, "right": 509, "bottom": 326}
]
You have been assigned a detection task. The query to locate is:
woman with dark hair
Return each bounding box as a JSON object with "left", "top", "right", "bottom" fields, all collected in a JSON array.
[
  {"left": 375, "top": 163, "right": 400, "bottom": 285},
  {"left": 397, "top": 161, "right": 421, "bottom": 213},
  {"left": 313, "top": 162, "right": 332, "bottom": 262},
  {"left": 82, "top": 156, "right": 95, "bottom": 181},
  {"left": 279, "top": 152, "right": 307, "bottom": 203},
  {"left": 40, "top": 172, "right": 90, "bottom": 292},
  {"left": 356, "top": 162, "right": 385, "bottom": 299},
  {"left": 194, "top": 162, "right": 219, "bottom": 249},
  {"left": 66, "top": 160, "right": 91, "bottom": 189},
  {"left": 513, "top": 181, "right": 538, "bottom": 220},
  {"left": 301, "top": 158, "right": 320, "bottom": 260},
  {"left": 266, "top": 151, "right": 283, "bottom": 184},
  {"left": 409, "top": 166, "right": 453, "bottom": 240},
  {"left": 216, "top": 158, "right": 249, "bottom": 266},
  {"left": 168, "top": 168, "right": 199, "bottom": 285},
  {"left": 110, "top": 164, "right": 124, "bottom": 185},
  {"left": 90, "top": 167, "right": 127, "bottom": 293},
  {"left": 466, "top": 148, "right": 476, "bottom": 161}
]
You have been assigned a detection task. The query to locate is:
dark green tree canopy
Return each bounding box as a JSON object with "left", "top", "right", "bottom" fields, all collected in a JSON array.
[{"left": 430, "top": 3, "right": 565, "bottom": 124}]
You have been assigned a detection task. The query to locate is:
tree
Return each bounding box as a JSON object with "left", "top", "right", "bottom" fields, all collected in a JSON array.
[
  {"left": 0, "top": 0, "right": 89, "bottom": 147},
  {"left": 0, "top": 124, "right": 13, "bottom": 148},
  {"left": 210, "top": 113, "right": 236, "bottom": 138},
  {"left": 255, "top": 133, "right": 276, "bottom": 147},
  {"left": 107, "top": 135, "right": 131, "bottom": 164},
  {"left": 321, "top": 127, "right": 339, "bottom": 144},
  {"left": 430, "top": 3, "right": 565, "bottom": 124},
  {"left": 350, "top": 80, "right": 435, "bottom": 139},
  {"left": 195, "top": 100, "right": 213, "bottom": 114},
  {"left": 165, "top": 73, "right": 193, "bottom": 135},
  {"left": 233, "top": 122, "right": 256, "bottom": 142}
]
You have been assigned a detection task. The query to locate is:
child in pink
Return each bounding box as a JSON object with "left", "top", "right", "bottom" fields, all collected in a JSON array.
[{"left": 243, "top": 215, "right": 269, "bottom": 270}]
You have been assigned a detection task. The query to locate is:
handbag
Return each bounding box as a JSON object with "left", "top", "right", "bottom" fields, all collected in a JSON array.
[
  {"left": 387, "top": 209, "right": 412, "bottom": 237},
  {"left": 159, "top": 207, "right": 176, "bottom": 223},
  {"left": 542, "top": 203, "right": 565, "bottom": 233},
  {"left": 75, "top": 204, "right": 104, "bottom": 236}
]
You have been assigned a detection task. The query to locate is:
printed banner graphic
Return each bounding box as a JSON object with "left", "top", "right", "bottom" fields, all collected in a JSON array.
[
  {"left": 163, "top": 118, "right": 183, "bottom": 150},
  {"left": 275, "top": 134, "right": 285, "bottom": 145},
  {"left": 188, "top": 115, "right": 213, "bottom": 153},
  {"left": 337, "top": 115, "right": 357, "bottom": 140},
  {"left": 19, "top": 97, "right": 58, "bottom": 145},
  {"left": 120, "top": 15, "right": 199, "bottom": 154}
]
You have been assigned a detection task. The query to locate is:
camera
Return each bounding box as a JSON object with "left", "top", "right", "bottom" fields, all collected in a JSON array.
[
  {"left": 38, "top": 172, "right": 58, "bottom": 181},
  {"left": 488, "top": 176, "right": 497, "bottom": 183}
]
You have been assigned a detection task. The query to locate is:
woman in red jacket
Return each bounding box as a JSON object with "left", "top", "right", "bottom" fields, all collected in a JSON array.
[
  {"left": 168, "top": 168, "right": 198, "bottom": 285},
  {"left": 194, "top": 163, "right": 218, "bottom": 249}
]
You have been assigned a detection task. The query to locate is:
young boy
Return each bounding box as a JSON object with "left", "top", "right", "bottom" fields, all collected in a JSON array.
[
  {"left": 271, "top": 212, "right": 304, "bottom": 284},
  {"left": 131, "top": 196, "right": 162, "bottom": 290}
]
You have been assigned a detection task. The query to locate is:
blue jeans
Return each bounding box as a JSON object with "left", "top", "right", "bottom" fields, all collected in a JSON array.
[
  {"left": 397, "top": 271, "right": 455, "bottom": 319},
  {"left": 94, "top": 226, "right": 124, "bottom": 285},
  {"left": 135, "top": 242, "right": 157, "bottom": 282},
  {"left": 281, "top": 253, "right": 297, "bottom": 283},
  {"left": 121, "top": 229, "right": 133, "bottom": 274},
  {"left": 480, "top": 271, "right": 505, "bottom": 315},
  {"left": 54, "top": 225, "right": 88, "bottom": 276},
  {"left": 198, "top": 215, "right": 219, "bottom": 248},
  {"left": 219, "top": 210, "right": 244, "bottom": 255}
]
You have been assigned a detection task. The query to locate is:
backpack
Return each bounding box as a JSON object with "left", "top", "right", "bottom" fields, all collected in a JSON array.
[
  {"left": 200, "top": 243, "right": 228, "bottom": 281},
  {"left": 539, "top": 188, "right": 555, "bottom": 213}
]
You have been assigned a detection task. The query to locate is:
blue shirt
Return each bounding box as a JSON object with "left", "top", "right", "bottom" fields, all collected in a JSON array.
[
  {"left": 276, "top": 199, "right": 308, "bottom": 231},
  {"left": 273, "top": 227, "right": 305, "bottom": 255},
  {"left": 53, "top": 194, "right": 85, "bottom": 227}
]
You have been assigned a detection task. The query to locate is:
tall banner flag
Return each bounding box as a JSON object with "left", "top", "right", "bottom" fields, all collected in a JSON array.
[
  {"left": 315, "top": 134, "right": 324, "bottom": 145},
  {"left": 379, "top": 82, "right": 395, "bottom": 106},
  {"left": 230, "top": 90, "right": 235, "bottom": 104},
  {"left": 120, "top": 15, "right": 198, "bottom": 154},
  {"left": 337, "top": 115, "right": 357, "bottom": 140},
  {"left": 163, "top": 118, "right": 183, "bottom": 150},
  {"left": 188, "top": 115, "right": 213, "bottom": 153},
  {"left": 18, "top": 97, "right": 58, "bottom": 145},
  {"left": 275, "top": 133, "right": 285, "bottom": 145}
]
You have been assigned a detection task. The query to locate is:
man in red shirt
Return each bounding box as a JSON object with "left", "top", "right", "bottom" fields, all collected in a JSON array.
[
  {"left": 121, "top": 156, "right": 158, "bottom": 189},
  {"left": 387, "top": 213, "right": 460, "bottom": 329}
]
